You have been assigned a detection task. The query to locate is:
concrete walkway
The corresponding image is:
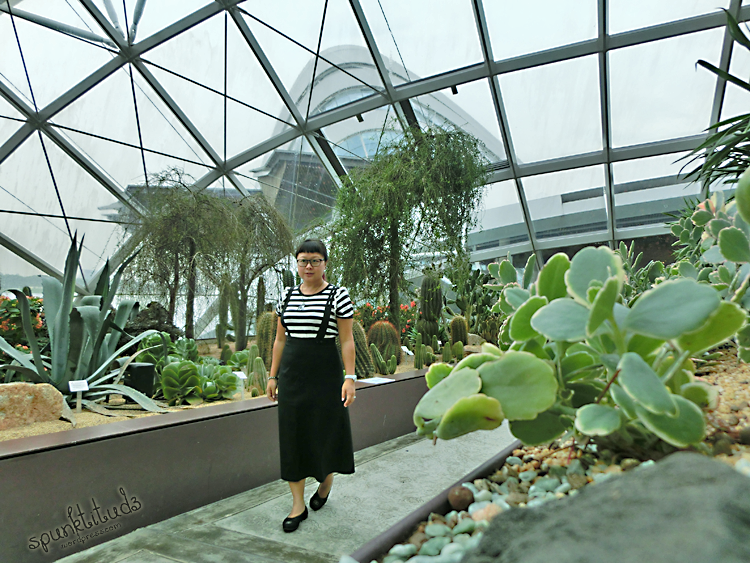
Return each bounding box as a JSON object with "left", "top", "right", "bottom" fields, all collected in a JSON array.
[{"left": 58, "top": 423, "right": 515, "bottom": 563}]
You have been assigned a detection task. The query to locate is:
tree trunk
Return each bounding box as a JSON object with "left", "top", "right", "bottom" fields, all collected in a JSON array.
[
  {"left": 168, "top": 252, "right": 179, "bottom": 324},
  {"left": 388, "top": 218, "right": 401, "bottom": 334},
  {"left": 235, "top": 263, "right": 248, "bottom": 351},
  {"left": 185, "top": 238, "right": 196, "bottom": 339}
]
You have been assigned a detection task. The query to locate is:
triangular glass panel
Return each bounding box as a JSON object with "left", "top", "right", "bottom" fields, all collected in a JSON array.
[
  {"left": 522, "top": 165, "right": 608, "bottom": 240},
  {"left": 0, "top": 248, "right": 48, "bottom": 286},
  {"left": 358, "top": 0, "right": 483, "bottom": 83},
  {"left": 0, "top": 11, "right": 112, "bottom": 109},
  {"left": 233, "top": 153, "right": 279, "bottom": 201},
  {"left": 414, "top": 79, "right": 506, "bottom": 163},
  {"left": 128, "top": 1, "right": 214, "bottom": 44},
  {"left": 484, "top": 0, "right": 597, "bottom": 61},
  {"left": 0, "top": 114, "right": 25, "bottom": 149},
  {"left": 7, "top": 0, "right": 115, "bottom": 48},
  {"left": 468, "top": 180, "right": 529, "bottom": 254},
  {"left": 720, "top": 40, "right": 750, "bottom": 121},
  {"left": 609, "top": 28, "right": 723, "bottom": 148},
  {"left": 500, "top": 54, "right": 602, "bottom": 163},
  {"left": 321, "top": 104, "right": 402, "bottom": 170}
]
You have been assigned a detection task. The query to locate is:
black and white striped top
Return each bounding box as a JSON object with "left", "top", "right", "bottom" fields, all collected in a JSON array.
[{"left": 276, "top": 284, "right": 354, "bottom": 339}]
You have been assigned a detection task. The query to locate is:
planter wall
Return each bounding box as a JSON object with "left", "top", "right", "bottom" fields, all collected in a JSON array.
[
  {"left": 0, "top": 369, "right": 427, "bottom": 563},
  {"left": 349, "top": 439, "right": 520, "bottom": 563}
]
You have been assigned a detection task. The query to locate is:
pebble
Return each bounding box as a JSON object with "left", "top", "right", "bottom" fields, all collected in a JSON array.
[
  {"left": 620, "top": 458, "right": 640, "bottom": 471},
  {"left": 534, "top": 477, "right": 561, "bottom": 491},
  {"left": 527, "top": 497, "right": 551, "bottom": 508},
  {"left": 519, "top": 470, "right": 537, "bottom": 482},
  {"left": 731, "top": 401, "right": 748, "bottom": 411},
  {"left": 418, "top": 536, "right": 451, "bottom": 556},
  {"left": 460, "top": 482, "right": 479, "bottom": 495},
  {"left": 473, "top": 479, "right": 490, "bottom": 491},
  {"left": 554, "top": 482, "right": 572, "bottom": 495},
  {"left": 424, "top": 523, "right": 452, "bottom": 538},
  {"left": 505, "top": 456, "right": 523, "bottom": 466},
  {"left": 473, "top": 489, "right": 493, "bottom": 503},
  {"left": 735, "top": 458, "right": 750, "bottom": 477},
  {"left": 383, "top": 556, "right": 405, "bottom": 563},
  {"left": 727, "top": 414, "right": 740, "bottom": 426},
  {"left": 467, "top": 500, "right": 490, "bottom": 515},
  {"left": 389, "top": 544, "right": 418, "bottom": 558},
  {"left": 592, "top": 473, "right": 615, "bottom": 484},
  {"left": 452, "top": 518, "right": 476, "bottom": 535},
  {"left": 471, "top": 502, "right": 502, "bottom": 522},
  {"left": 567, "top": 459, "right": 585, "bottom": 475},
  {"left": 441, "top": 543, "right": 465, "bottom": 557},
  {"left": 635, "top": 460, "right": 655, "bottom": 471},
  {"left": 491, "top": 496, "right": 511, "bottom": 510},
  {"left": 739, "top": 426, "right": 750, "bottom": 445}
]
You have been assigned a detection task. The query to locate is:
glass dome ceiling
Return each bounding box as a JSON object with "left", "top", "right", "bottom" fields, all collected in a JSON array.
[{"left": 1, "top": 0, "right": 749, "bottom": 283}]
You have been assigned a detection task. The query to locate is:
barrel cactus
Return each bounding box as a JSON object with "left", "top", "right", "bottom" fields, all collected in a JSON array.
[
  {"left": 256, "top": 311, "right": 278, "bottom": 369},
  {"left": 336, "top": 320, "right": 374, "bottom": 378},
  {"left": 450, "top": 315, "right": 469, "bottom": 346},
  {"left": 367, "top": 320, "right": 402, "bottom": 364}
]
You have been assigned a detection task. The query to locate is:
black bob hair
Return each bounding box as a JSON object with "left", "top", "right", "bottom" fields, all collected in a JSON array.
[{"left": 295, "top": 239, "right": 328, "bottom": 261}]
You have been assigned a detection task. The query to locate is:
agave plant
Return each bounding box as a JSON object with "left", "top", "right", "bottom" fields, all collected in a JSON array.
[{"left": 0, "top": 235, "right": 164, "bottom": 414}]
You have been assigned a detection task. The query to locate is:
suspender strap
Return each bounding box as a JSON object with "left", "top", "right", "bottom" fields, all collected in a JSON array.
[
  {"left": 279, "top": 285, "right": 298, "bottom": 329},
  {"left": 315, "top": 285, "right": 338, "bottom": 341}
]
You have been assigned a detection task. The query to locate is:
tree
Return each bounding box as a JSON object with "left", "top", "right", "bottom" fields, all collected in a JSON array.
[
  {"left": 199, "top": 194, "right": 293, "bottom": 350},
  {"left": 330, "top": 126, "right": 489, "bottom": 332}
]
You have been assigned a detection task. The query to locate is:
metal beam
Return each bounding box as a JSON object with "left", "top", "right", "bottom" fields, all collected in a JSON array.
[
  {"left": 348, "top": 0, "right": 398, "bottom": 102},
  {"left": 0, "top": 122, "right": 33, "bottom": 166},
  {"left": 0, "top": 231, "right": 88, "bottom": 294},
  {"left": 0, "top": 5, "right": 117, "bottom": 48},
  {"left": 598, "top": 0, "right": 616, "bottom": 244},
  {"left": 472, "top": 0, "right": 539, "bottom": 263}
]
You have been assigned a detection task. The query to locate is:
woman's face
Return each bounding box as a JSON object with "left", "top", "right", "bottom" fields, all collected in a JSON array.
[{"left": 296, "top": 252, "right": 326, "bottom": 285}]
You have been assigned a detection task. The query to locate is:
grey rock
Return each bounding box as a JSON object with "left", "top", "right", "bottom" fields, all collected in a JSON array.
[
  {"left": 463, "top": 453, "right": 750, "bottom": 563},
  {"left": 418, "top": 536, "right": 451, "bottom": 556}
]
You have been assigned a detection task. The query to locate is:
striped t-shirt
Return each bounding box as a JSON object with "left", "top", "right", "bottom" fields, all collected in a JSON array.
[{"left": 276, "top": 284, "right": 354, "bottom": 339}]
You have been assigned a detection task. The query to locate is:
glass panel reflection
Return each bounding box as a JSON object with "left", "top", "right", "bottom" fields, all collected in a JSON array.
[
  {"left": 522, "top": 165, "right": 607, "bottom": 239},
  {"left": 609, "top": 28, "right": 723, "bottom": 147},
  {"left": 720, "top": 40, "right": 750, "bottom": 121},
  {"left": 500, "top": 55, "right": 602, "bottom": 163},
  {"left": 468, "top": 180, "right": 529, "bottom": 252},
  {"left": 611, "top": 152, "right": 700, "bottom": 229},
  {"left": 321, "top": 105, "right": 403, "bottom": 167},
  {"left": 414, "top": 79, "right": 506, "bottom": 163},
  {"left": 359, "top": 0, "right": 483, "bottom": 82},
  {"left": 609, "top": 0, "right": 730, "bottom": 35},
  {"left": 0, "top": 250, "right": 48, "bottom": 289},
  {"left": 485, "top": 0, "right": 597, "bottom": 61}
]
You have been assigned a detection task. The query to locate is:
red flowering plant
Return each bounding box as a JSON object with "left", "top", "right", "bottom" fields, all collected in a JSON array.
[
  {"left": 353, "top": 302, "right": 391, "bottom": 333},
  {"left": 399, "top": 301, "right": 420, "bottom": 346},
  {"left": 0, "top": 294, "right": 48, "bottom": 364}
]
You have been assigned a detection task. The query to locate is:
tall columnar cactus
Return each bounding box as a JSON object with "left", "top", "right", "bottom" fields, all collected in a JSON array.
[
  {"left": 282, "top": 269, "right": 295, "bottom": 289},
  {"left": 431, "top": 334, "right": 440, "bottom": 354},
  {"left": 450, "top": 315, "right": 469, "bottom": 346},
  {"left": 367, "top": 320, "right": 402, "bottom": 364},
  {"left": 442, "top": 341, "right": 453, "bottom": 363},
  {"left": 370, "top": 343, "right": 397, "bottom": 375},
  {"left": 418, "top": 319, "right": 440, "bottom": 343},
  {"left": 256, "top": 311, "right": 278, "bottom": 370},
  {"left": 216, "top": 282, "right": 229, "bottom": 350},
  {"left": 421, "top": 276, "right": 443, "bottom": 322},
  {"left": 250, "top": 356, "right": 268, "bottom": 394},
  {"left": 256, "top": 277, "right": 266, "bottom": 320},
  {"left": 452, "top": 341, "right": 464, "bottom": 360},
  {"left": 414, "top": 333, "right": 424, "bottom": 370},
  {"left": 336, "top": 320, "right": 374, "bottom": 379},
  {"left": 247, "top": 343, "right": 260, "bottom": 374},
  {"left": 220, "top": 344, "right": 233, "bottom": 363}
]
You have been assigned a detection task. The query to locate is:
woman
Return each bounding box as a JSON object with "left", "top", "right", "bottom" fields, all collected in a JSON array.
[{"left": 266, "top": 239, "right": 356, "bottom": 533}]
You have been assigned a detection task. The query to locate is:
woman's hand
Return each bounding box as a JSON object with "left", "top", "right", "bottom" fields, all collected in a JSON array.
[
  {"left": 342, "top": 378, "right": 356, "bottom": 407},
  {"left": 267, "top": 378, "right": 278, "bottom": 402}
]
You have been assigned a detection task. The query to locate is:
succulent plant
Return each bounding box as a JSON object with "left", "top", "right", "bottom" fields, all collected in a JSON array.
[
  {"left": 449, "top": 315, "right": 469, "bottom": 346},
  {"left": 174, "top": 337, "right": 198, "bottom": 362},
  {"left": 420, "top": 275, "right": 443, "bottom": 322},
  {"left": 367, "top": 320, "right": 401, "bottom": 365},
  {"left": 161, "top": 360, "right": 202, "bottom": 406},
  {"left": 371, "top": 343, "right": 396, "bottom": 375},
  {"left": 256, "top": 311, "right": 278, "bottom": 369},
  {"left": 336, "top": 320, "right": 374, "bottom": 379}
]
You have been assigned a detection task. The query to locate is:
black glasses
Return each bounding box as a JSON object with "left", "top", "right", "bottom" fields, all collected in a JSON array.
[{"left": 297, "top": 258, "right": 324, "bottom": 267}]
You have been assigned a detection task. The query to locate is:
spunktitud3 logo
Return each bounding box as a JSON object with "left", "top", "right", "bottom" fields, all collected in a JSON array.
[{"left": 27, "top": 487, "right": 141, "bottom": 553}]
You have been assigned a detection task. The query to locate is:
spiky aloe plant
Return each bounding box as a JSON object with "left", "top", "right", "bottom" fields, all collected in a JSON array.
[{"left": 0, "top": 235, "right": 164, "bottom": 414}]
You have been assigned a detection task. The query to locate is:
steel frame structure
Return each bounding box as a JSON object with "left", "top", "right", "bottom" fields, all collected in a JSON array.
[{"left": 0, "top": 0, "right": 747, "bottom": 276}]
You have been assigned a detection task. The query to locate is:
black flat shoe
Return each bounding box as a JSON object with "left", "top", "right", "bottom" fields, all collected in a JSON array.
[
  {"left": 282, "top": 507, "right": 308, "bottom": 532},
  {"left": 310, "top": 489, "right": 329, "bottom": 511}
]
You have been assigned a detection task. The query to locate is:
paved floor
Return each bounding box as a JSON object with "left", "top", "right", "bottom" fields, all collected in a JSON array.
[{"left": 58, "top": 423, "right": 515, "bottom": 563}]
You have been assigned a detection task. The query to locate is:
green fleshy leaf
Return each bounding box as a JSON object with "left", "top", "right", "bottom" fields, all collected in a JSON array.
[
  {"left": 477, "top": 351, "right": 558, "bottom": 420},
  {"left": 565, "top": 247, "right": 625, "bottom": 305},
  {"left": 626, "top": 334, "right": 665, "bottom": 357},
  {"left": 413, "top": 367, "right": 482, "bottom": 421},
  {"left": 624, "top": 278, "right": 720, "bottom": 340},
  {"left": 719, "top": 227, "right": 750, "bottom": 262},
  {"left": 692, "top": 209, "right": 713, "bottom": 226},
  {"left": 509, "top": 296, "right": 547, "bottom": 342},
  {"left": 519, "top": 337, "right": 550, "bottom": 360},
  {"left": 635, "top": 395, "right": 706, "bottom": 448},
  {"left": 436, "top": 394, "right": 504, "bottom": 440},
  {"left": 680, "top": 381, "right": 718, "bottom": 409},
  {"left": 498, "top": 260, "right": 518, "bottom": 285},
  {"left": 504, "top": 287, "right": 530, "bottom": 310},
  {"left": 676, "top": 301, "right": 746, "bottom": 355},
  {"left": 530, "top": 299, "right": 589, "bottom": 342},
  {"left": 425, "top": 363, "right": 454, "bottom": 389},
  {"left": 677, "top": 261, "right": 698, "bottom": 279},
  {"left": 575, "top": 404, "right": 622, "bottom": 436},
  {"left": 569, "top": 381, "right": 604, "bottom": 408},
  {"left": 561, "top": 352, "right": 595, "bottom": 381},
  {"left": 510, "top": 411, "right": 569, "bottom": 446},
  {"left": 702, "top": 245, "right": 725, "bottom": 264},
  {"left": 610, "top": 383, "right": 637, "bottom": 419},
  {"left": 522, "top": 254, "right": 537, "bottom": 289},
  {"left": 536, "top": 253, "right": 570, "bottom": 302},
  {"left": 617, "top": 352, "right": 677, "bottom": 416},
  {"left": 453, "top": 353, "right": 499, "bottom": 372},
  {"left": 586, "top": 277, "right": 619, "bottom": 336}
]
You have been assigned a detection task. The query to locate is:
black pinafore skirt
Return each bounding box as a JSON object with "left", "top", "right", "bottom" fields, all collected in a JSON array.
[{"left": 277, "top": 337, "right": 355, "bottom": 482}]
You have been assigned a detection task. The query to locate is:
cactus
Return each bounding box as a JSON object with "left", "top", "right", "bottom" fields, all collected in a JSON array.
[
  {"left": 220, "top": 344, "right": 232, "bottom": 363},
  {"left": 367, "top": 320, "right": 402, "bottom": 364},
  {"left": 421, "top": 275, "right": 443, "bottom": 322},
  {"left": 452, "top": 341, "right": 464, "bottom": 360},
  {"left": 417, "top": 319, "right": 440, "bottom": 343},
  {"left": 256, "top": 311, "right": 278, "bottom": 370},
  {"left": 442, "top": 341, "right": 453, "bottom": 363},
  {"left": 450, "top": 315, "right": 469, "bottom": 346},
  {"left": 250, "top": 356, "right": 268, "bottom": 394},
  {"left": 256, "top": 277, "right": 266, "bottom": 320},
  {"left": 282, "top": 268, "right": 295, "bottom": 288},
  {"left": 414, "top": 333, "right": 424, "bottom": 370},
  {"left": 216, "top": 282, "right": 230, "bottom": 349},
  {"left": 370, "top": 343, "right": 397, "bottom": 375},
  {"left": 247, "top": 343, "right": 260, "bottom": 374},
  {"left": 431, "top": 334, "right": 440, "bottom": 354},
  {"left": 336, "top": 320, "right": 374, "bottom": 379}
]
